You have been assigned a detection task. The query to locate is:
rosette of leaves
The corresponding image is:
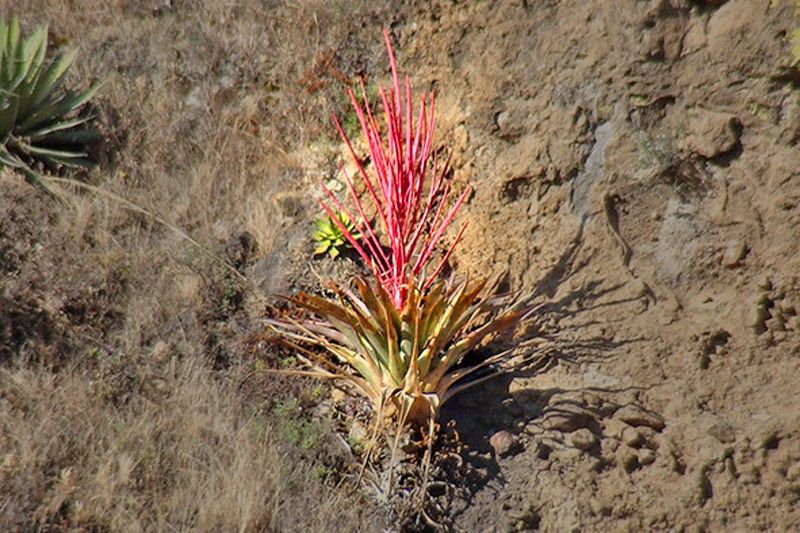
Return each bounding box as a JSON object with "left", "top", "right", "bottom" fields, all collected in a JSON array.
[
  {"left": 266, "top": 275, "right": 522, "bottom": 428},
  {"left": 312, "top": 211, "right": 360, "bottom": 258},
  {"left": 0, "top": 15, "right": 101, "bottom": 188}
]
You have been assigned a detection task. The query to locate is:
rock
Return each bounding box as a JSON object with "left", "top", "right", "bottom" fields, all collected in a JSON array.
[
  {"left": 682, "top": 16, "right": 707, "bottom": 56},
  {"left": 757, "top": 275, "right": 772, "bottom": 291},
  {"left": 638, "top": 448, "right": 656, "bottom": 466},
  {"left": 614, "top": 405, "right": 666, "bottom": 431},
  {"left": 622, "top": 426, "right": 643, "bottom": 447},
  {"left": 541, "top": 407, "right": 591, "bottom": 433},
  {"left": 330, "top": 388, "right": 347, "bottom": 403},
  {"left": 747, "top": 300, "right": 770, "bottom": 334},
  {"left": 682, "top": 108, "right": 740, "bottom": 159},
  {"left": 570, "top": 428, "right": 598, "bottom": 451},
  {"left": 618, "top": 445, "right": 640, "bottom": 472},
  {"left": 721, "top": 239, "right": 747, "bottom": 267},
  {"left": 603, "top": 418, "right": 628, "bottom": 440},
  {"left": 490, "top": 430, "right": 521, "bottom": 458}
]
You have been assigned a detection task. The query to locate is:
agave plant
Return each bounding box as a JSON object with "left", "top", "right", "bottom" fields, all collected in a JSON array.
[
  {"left": 267, "top": 276, "right": 520, "bottom": 427},
  {"left": 312, "top": 211, "right": 360, "bottom": 258},
  {"left": 0, "top": 15, "right": 101, "bottom": 184},
  {"left": 268, "top": 30, "right": 526, "bottom": 440}
]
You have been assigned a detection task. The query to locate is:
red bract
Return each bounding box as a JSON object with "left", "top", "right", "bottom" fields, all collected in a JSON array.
[{"left": 321, "top": 29, "right": 471, "bottom": 310}]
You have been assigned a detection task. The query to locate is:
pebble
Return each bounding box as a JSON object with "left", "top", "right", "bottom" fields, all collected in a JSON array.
[
  {"left": 490, "top": 430, "right": 521, "bottom": 458},
  {"left": 682, "top": 108, "right": 740, "bottom": 159},
  {"left": 618, "top": 445, "right": 640, "bottom": 472},
  {"left": 721, "top": 239, "right": 747, "bottom": 267},
  {"left": 603, "top": 418, "right": 628, "bottom": 439},
  {"left": 638, "top": 448, "right": 656, "bottom": 465},
  {"left": 570, "top": 428, "right": 598, "bottom": 451},
  {"left": 541, "top": 407, "right": 591, "bottom": 433},
  {"left": 614, "top": 405, "right": 666, "bottom": 431},
  {"left": 622, "top": 426, "right": 643, "bottom": 447}
]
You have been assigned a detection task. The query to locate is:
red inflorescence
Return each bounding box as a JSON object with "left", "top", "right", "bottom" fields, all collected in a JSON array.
[{"left": 322, "top": 29, "right": 471, "bottom": 310}]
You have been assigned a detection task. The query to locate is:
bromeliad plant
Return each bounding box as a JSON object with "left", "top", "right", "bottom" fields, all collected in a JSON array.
[
  {"left": 0, "top": 15, "right": 101, "bottom": 186},
  {"left": 268, "top": 30, "right": 522, "bottom": 433}
]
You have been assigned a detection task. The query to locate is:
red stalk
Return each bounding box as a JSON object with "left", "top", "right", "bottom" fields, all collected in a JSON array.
[{"left": 323, "top": 29, "right": 471, "bottom": 309}]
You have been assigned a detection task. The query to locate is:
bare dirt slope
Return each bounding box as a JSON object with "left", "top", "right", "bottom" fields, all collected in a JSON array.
[
  {"left": 387, "top": 1, "right": 800, "bottom": 530},
  {"left": 2, "top": 0, "right": 800, "bottom": 531}
]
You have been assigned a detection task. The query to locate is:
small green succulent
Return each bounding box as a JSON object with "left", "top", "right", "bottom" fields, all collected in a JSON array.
[
  {"left": 0, "top": 15, "right": 102, "bottom": 189},
  {"left": 312, "top": 211, "right": 359, "bottom": 258}
]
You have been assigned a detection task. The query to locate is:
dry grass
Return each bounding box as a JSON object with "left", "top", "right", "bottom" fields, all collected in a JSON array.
[
  {"left": 0, "top": 357, "right": 377, "bottom": 531},
  {"left": 1, "top": 0, "right": 399, "bottom": 530}
]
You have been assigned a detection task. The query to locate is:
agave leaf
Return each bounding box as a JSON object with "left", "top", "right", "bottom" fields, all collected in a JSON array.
[
  {"left": 290, "top": 292, "right": 358, "bottom": 327},
  {"left": 20, "top": 143, "right": 87, "bottom": 160},
  {"left": 313, "top": 241, "right": 329, "bottom": 255},
  {"left": 0, "top": 17, "right": 7, "bottom": 61},
  {"left": 3, "top": 16, "right": 20, "bottom": 86},
  {"left": 0, "top": 143, "right": 23, "bottom": 167},
  {"left": 0, "top": 98, "right": 19, "bottom": 139},
  {"left": 28, "top": 126, "right": 101, "bottom": 145},
  {"left": 10, "top": 25, "right": 44, "bottom": 90},
  {"left": 425, "top": 309, "right": 521, "bottom": 390},
  {"left": 38, "top": 154, "right": 92, "bottom": 170},
  {"left": 26, "top": 47, "right": 78, "bottom": 111},
  {"left": 24, "top": 114, "right": 94, "bottom": 140},
  {"left": 383, "top": 294, "right": 403, "bottom": 385},
  {"left": 23, "top": 25, "right": 47, "bottom": 85},
  {"left": 19, "top": 81, "right": 101, "bottom": 132}
]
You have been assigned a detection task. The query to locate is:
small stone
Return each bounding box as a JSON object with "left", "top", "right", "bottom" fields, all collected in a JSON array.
[
  {"left": 757, "top": 275, "right": 772, "bottom": 291},
  {"left": 541, "top": 407, "right": 591, "bottom": 433},
  {"left": 622, "top": 426, "right": 643, "bottom": 447},
  {"left": 614, "top": 405, "right": 666, "bottom": 431},
  {"left": 603, "top": 418, "right": 628, "bottom": 439},
  {"left": 765, "top": 315, "right": 786, "bottom": 332},
  {"left": 330, "top": 388, "right": 347, "bottom": 403},
  {"left": 638, "top": 448, "right": 656, "bottom": 465},
  {"left": 618, "top": 445, "right": 640, "bottom": 472},
  {"left": 570, "top": 428, "right": 598, "bottom": 451},
  {"left": 721, "top": 239, "right": 747, "bottom": 267},
  {"left": 747, "top": 303, "right": 770, "bottom": 334},
  {"left": 682, "top": 108, "right": 740, "bottom": 159},
  {"left": 490, "top": 430, "right": 521, "bottom": 458}
]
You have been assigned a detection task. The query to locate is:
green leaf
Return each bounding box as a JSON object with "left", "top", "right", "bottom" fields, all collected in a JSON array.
[
  {"left": 328, "top": 247, "right": 340, "bottom": 259},
  {"left": 0, "top": 97, "right": 19, "bottom": 139},
  {"left": 0, "top": 143, "right": 23, "bottom": 167},
  {"left": 23, "top": 114, "right": 95, "bottom": 139},
  {"left": 27, "top": 47, "right": 78, "bottom": 110},
  {"left": 3, "top": 16, "right": 20, "bottom": 86},
  {"left": 0, "top": 17, "right": 8, "bottom": 61},
  {"left": 31, "top": 126, "right": 101, "bottom": 145},
  {"left": 19, "top": 143, "right": 87, "bottom": 160},
  {"left": 20, "top": 82, "right": 101, "bottom": 132},
  {"left": 314, "top": 242, "right": 329, "bottom": 255}
]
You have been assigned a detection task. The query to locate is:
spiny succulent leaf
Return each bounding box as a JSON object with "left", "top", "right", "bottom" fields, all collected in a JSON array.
[
  {"left": 0, "top": 98, "right": 19, "bottom": 139},
  {"left": 27, "top": 47, "right": 78, "bottom": 110}
]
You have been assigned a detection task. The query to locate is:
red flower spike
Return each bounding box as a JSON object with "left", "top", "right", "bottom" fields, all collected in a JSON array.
[{"left": 325, "top": 29, "right": 471, "bottom": 309}]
